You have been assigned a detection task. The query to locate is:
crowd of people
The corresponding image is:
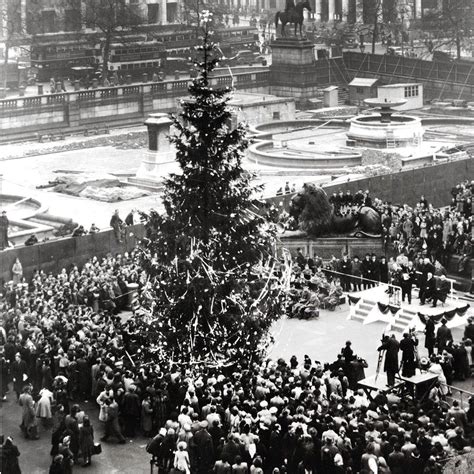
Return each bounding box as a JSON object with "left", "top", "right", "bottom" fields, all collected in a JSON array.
[
  {"left": 376, "top": 183, "right": 472, "bottom": 275},
  {"left": 1, "top": 247, "right": 474, "bottom": 473},
  {"left": 287, "top": 252, "right": 344, "bottom": 318}
]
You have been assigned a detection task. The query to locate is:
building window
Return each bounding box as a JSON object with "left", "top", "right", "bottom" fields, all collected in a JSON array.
[
  {"left": 148, "top": 4, "right": 159, "bottom": 23},
  {"left": 356, "top": 87, "right": 363, "bottom": 94},
  {"left": 41, "top": 10, "right": 56, "bottom": 33},
  {"left": 270, "top": 0, "right": 276, "bottom": 7},
  {"left": 404, "top": 85, "right": 419, "bottom": 98},
  {"left": 273, "top": 111, "right": 280, "bottom": 120},
  {"left": 65, "top": 9, "right": 81, "bottom": 31}
]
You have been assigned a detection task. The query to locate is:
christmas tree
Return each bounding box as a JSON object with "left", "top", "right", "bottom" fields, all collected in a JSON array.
[{"left": 135, "top": 12, "right": 288, "bottom": 367}]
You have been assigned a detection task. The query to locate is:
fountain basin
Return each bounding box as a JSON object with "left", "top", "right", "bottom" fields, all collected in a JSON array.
[{"left": 347, "top": 114, "right": 424, "bottom": 147}]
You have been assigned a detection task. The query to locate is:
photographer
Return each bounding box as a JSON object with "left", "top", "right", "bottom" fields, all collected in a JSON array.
[{"left": 399, "top": 330, "right": 418, "bottom": 377}]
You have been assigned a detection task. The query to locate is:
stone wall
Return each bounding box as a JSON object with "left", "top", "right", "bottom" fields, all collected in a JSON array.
[
  {"left": 343, "top": 52, "right": 474, "bottom": 102},
  {"left": 265, "top": 158, "right": 474, "bottom": 210},
  {"left": 0, "top": 224, "right": 145, "bottom": 284},
  {"left": 0, "top": 71, "right": 271, "bottom": 142},
  {"left": 322, "top": 158, "right": 474, "bottom": 208},
  {"left": 278, "top": 235, "right": 383, "bottom": 260}
]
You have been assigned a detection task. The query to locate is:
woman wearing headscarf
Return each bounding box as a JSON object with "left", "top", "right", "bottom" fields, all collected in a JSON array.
[
  {"left": 12, "top": 258, "right": 23, "bottom": 285},
  {"left": 79, "top": 416, "right": 95, "bottom": 467},
  {"left": 1, "top": 436, "right": 21, "bottom": 474}
]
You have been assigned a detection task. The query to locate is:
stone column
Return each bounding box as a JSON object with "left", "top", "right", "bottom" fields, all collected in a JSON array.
[
  {"left": 414, "top": 0, "right": 422, "bottom": 19},
  {"left": 356, "top": 0, "right": 363, "bottom": 23},
  {"left": 328, "top": 0, "right": 335, "bottom": 23},
  {"left": 315, "top": 0, "right": 322, "bottom": 21},
  {"left": 161, "top": 0, "right": 167, "bottom": 24},
  {"left": 341, "top": 0, "right": 349, "bottom": 22},
  {"left": 20, "top": 0, "right": 27, "bottom": 32}
]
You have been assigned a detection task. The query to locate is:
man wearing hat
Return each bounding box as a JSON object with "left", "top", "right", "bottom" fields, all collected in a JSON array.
[
  {"left": 0, "top": 210, "right": 9, "bottom": 250},
  {"left": 436, "top": 318, "right": 453, "bottom": 354},
  {"left": 377, "top": 335, "right": 400, "bottom": 387}
]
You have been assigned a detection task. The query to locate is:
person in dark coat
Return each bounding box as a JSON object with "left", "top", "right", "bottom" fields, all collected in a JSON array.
[
  {"left": 419, "top": 272, "right": 436, "bottom": 305},
  {"left": 193, "top": 421, "right": 215, "bottom": 473},
  {"left": 378, "top": 335, "right": 400, "bottom": 386},
  {"left": 1, "top": 436, "right": 21, "bottom": 474},
  {"left": 110, "top": 209, "right": 123, "bottom": 243},
  {"left": 11, "top": 352, "right": 28, "bottom": 400},
  {"left": 339, "top": 255, "right": 352, "bottom": 292},
  {"left": 63, "top": 405, "right": 80, "bottom": 463},
  {"left": 361, "top": 254, "right": 373, "bottom": 289},
  {"left": 125, "top": 209, "right": 135, "bottom": 226},
  {"left": 436, "top": 319, "right": 453, "bottom": 353},
  {"left": 432, "top": 275, "right": 450, "bottom": 307},
  {"left": 424, "top": 317, "right": 436, "bottom": 357},
  {"left": 379, "top": 256, "right": 389, "bottom": 283},
  {"left": 351, "top": 256, "right": 362, "bottom": 291},
  {"left": 0, "top": 210, "right": 9, "bottom": 249},
  {"left": 399, "top": 332, "right": 418, "bottom": 377},
  {"left": 75, "top": 352, "right": 90, "bottom": 399},
  {"left": 78, "top": 416, "right": 95, "bottom": 467},
  {"left": 121, "top": 385, "right": 141, "bottom": 437}
]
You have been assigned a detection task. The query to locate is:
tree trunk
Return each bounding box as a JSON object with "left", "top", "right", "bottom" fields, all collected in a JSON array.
[
  {"left": 456, "top": 35, "right": 461, "bottom": 60},
  {"left": 2, "top": 41, "right": 9, "bottom": 96},
  {"left": 101, "top": 32, "right": 112, "bottom": 84},
  {"left": 372, "top": 22, "right": 377, "bottom": 54}
]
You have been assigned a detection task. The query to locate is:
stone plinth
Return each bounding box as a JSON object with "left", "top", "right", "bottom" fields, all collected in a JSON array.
[
  {"left": 269, "top": 37, "right": 320, "bottom": 101},
  {"left": 271, "top": 37, "right": 315, "bottom": 66},
  {"left": 135, "top": 113, "right": 177, "bottom": 183}
]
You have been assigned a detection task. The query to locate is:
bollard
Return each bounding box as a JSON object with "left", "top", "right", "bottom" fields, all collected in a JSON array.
[
  {"left": 19, "top": 86, "right": 25, "bottom": 97},
  {"left": 74, "top": 80, "right": 80, "bottom": 91},
  {"left": 142, "top": 72, "right": 148, "bottom": 83},
  {"left": 37, "top": 84, "right": 44, "bottom": 95},
  {"left": 55, "top": 82, "right": 62, "bottom": 93},
  {"left": 126, "top": 75, "right": 132, "bottom": 84},
  {"left": 92, "top": 78, "right": 99, "bottom": 89}
]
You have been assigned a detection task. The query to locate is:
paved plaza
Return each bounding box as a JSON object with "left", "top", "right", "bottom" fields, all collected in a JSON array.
[{"left": 2, "top": 301, "right": 470, "bottom": 473}]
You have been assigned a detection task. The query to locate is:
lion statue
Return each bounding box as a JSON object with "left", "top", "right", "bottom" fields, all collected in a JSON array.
[{"left": 288, "top": 183, "right": 381, "bottom": 237}]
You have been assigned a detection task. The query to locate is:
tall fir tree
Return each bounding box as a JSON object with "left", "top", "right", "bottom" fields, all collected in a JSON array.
[{"left": 135, "top": 11, "right": 288, "bottom": 367}]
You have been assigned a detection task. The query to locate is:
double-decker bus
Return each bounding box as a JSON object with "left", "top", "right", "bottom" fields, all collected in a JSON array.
[
  {"left": 28, "top": 26, "right": 258, "bottom": 83},
  {"left": 106, "top": 39, "right": 166, "bottom": 79},
  {"left": 30, "top": 38, "right": 98, "bottom": 82}
]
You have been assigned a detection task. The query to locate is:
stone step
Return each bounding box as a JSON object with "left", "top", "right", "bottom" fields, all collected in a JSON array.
[
  {"left": 355, "top": 309, "right": 369, "bottom": 317},
  {"left": 359, "top": 303, "right": 373, "bottom": 311},
  {"left": 391, "top": 323, "right": 407, "bottom": 332},
  {"left": 352, "top": 314, "right": 365, "bottom": 322},
  {"left": 403, "top": 309, "right": 417, "bottom": 315},
  {"left": 363, "top": 299, "right": 377, "bottom": 305},
  {"left": 127, "top": 177, "right": 163, "bottom": 192},
  {"left": 399, "top": 313, "right": 414, "bottom": 321}
]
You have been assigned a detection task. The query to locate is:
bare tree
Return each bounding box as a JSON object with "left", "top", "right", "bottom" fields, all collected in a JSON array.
[
  {"left": 0, "top": 0, "right": 41, "bottom": 93},
  {"left": 423, "top": 0, "right": 473, "bottom": 59},
  {"left": 82, "top": 0, "right": 144, "bottom": 80}
]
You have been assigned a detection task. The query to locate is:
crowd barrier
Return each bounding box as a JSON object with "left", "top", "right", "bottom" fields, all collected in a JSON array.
[{"left": 0, "top": 224, "right": 145, "bottom": 284}]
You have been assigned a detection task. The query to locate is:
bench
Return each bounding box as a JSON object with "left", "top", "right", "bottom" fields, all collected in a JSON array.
[
  {"left": 35, "top": 132, "right": 65, "bottom": 142},
  {"left": 84, "top": 125, "right": 110, "bottom": 136}
]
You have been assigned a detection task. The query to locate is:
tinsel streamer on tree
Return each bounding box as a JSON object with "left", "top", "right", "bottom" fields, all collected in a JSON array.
[{"left": 134, "top": 11, "right": 289, "bottom": 369}]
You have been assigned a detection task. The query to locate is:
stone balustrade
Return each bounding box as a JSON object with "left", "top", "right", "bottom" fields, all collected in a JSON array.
[
  {"left": 0, "top": 71, "right": 270, "bottom": 112},
  {"left": 0, "top": 70, "right": 270, "bottom": 141}
]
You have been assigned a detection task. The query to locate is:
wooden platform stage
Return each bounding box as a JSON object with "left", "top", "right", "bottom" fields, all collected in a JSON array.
[
  {"left": 357, "top": 374, "right": 404, "bottom": 399},
  {"left": 396, "top": 370, "right": 439, "bottom": 399},
  {"left": 352, "top": 285, "right": 465, "bottom": 318},
  {"left": 358, "top": 370, "right": 439, "bottom": 400}
]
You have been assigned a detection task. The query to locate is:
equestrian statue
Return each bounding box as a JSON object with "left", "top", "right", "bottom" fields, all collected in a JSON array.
[{"left": 275, "top": 0, "right": 311, "bottom": 37}]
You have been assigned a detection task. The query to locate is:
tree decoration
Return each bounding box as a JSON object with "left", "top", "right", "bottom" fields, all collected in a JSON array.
[{"left": 135, "top": 11, "right": 288, "bottom": 367}]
